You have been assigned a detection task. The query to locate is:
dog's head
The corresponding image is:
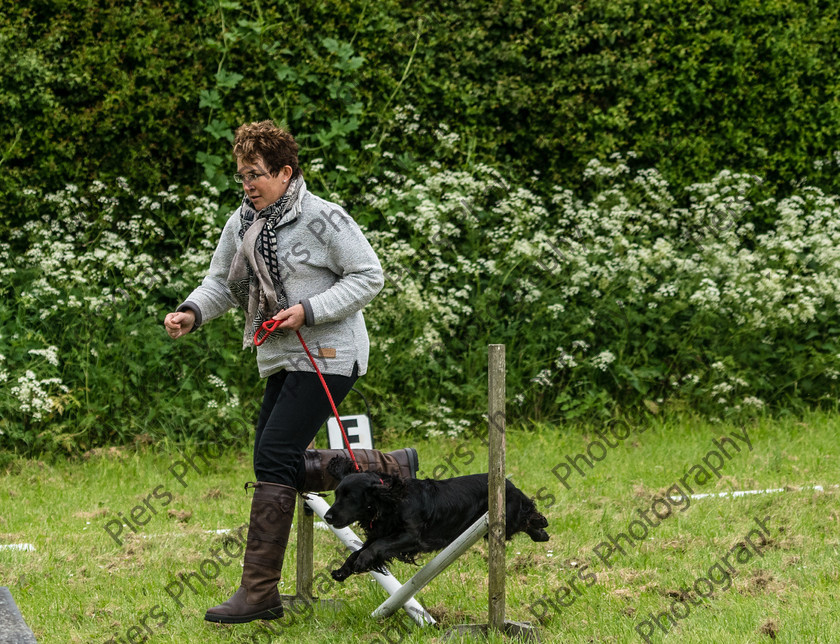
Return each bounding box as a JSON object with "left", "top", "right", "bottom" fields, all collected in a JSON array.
[
  {"left": 323, "top": 456, "right": 406, "bottom": 530},
  {"left": 324, "top": 472, "right": 388, "bottom": 529}
]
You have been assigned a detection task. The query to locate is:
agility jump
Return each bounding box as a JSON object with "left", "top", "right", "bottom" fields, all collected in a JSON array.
[{"left": 291, "top": 345, "right": 544, "bottom": 639}]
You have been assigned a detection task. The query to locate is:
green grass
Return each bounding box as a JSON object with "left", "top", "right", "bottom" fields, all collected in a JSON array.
[{"left": 1, "top": 412, "right": 838, "bottom": 643}]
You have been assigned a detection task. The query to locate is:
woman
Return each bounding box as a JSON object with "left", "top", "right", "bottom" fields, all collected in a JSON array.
[{"left": 164, "top": 121, "right": 416, "bottom": 624}]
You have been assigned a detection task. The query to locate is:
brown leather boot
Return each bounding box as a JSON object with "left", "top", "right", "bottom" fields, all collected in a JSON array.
[
  {"left": 299, "top": 448, "right": 418, "bottom": 492},
  {"left": 204, "top": 482, "right": 296, "bottom": 623}
]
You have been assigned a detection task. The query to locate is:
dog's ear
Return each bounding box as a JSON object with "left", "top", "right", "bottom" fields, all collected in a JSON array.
[
  {"left": 327, "top": 455, "right": 357, "bottom": 482},
  {"left": 370, "top": 477, "right": 389, "bottom": 492},
  {"left": 369, "top": 474, "right": 403, "bottom": 503}
]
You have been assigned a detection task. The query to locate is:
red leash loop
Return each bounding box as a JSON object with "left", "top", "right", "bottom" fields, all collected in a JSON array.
[
  {"left": 254, "top": 319, "right": 282, "bottom": 346},
  {"left": 254, "top": 318, "right": 361, "bottom": 472}
]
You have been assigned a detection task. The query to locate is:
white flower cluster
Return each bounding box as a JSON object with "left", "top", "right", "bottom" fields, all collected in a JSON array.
[
  {"left": 205, "top": 374, "right": 240, "bottom": 418},
  {"left": 3, "top": 181, "right": 226, "bottom": 427},
  {"left": 411, "top": 398, "right": 471, "bottom": 438},
  {"left": 393, "top": 104, "right": 422, "bottom": 134},
  {"left": 531, "top": 369, "right": 552, "bottom": 387},
  {"left": 10, "top": 370, "right": 69, "bottom": 422},
  {"left": 591, "top": 351, "right": 616, "bottom": 371},
  {"left": 9, "top": 182, "right": 221, "bottom": 321},
  {"left": 28, "top": 346, "right": 60, "bottom": 367},
  {"left": 554, "top": 347, "right": 578, "bottom": 369},
  {"left": 309, "top": 158, "right": 325, "bottom": 173},
  {"left": 433, "top": 123, "right": 460, "bottom": 150},
  {"left": 362, "top": 149, "right": 840, "bottom": 419}
]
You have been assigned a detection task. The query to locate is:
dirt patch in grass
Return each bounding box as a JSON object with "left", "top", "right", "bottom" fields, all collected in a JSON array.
[
  {"left": 737, "top": 569, "right": 787, "bottom": 596},
  {"left": 83, "top": 447, "right": 128, "bottom": 460},
  {"left": 74, "top": 508, "right": 108, "bottom": 519},
  {"left": 427, "top": 602, "right": 479, "bottom": 626},
  {"left": 509, "top": 553, "right": 554, "bottom": 573},
  {"left": 167, "top": 509, "right": 193, "bottom": 523},
  {"left": 758, "top": 618, "right": 779, "bottom": 639},
  {"left": 663, "top": 587, "right": 695, "bottom": 602},
  {"left": 717, "top": 474, "right": 740, "bottom": 489}
]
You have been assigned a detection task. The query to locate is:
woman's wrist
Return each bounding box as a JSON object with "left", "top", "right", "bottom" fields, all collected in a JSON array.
[{"left": 176, "top": 303, "right": 201, "bottom": 330}]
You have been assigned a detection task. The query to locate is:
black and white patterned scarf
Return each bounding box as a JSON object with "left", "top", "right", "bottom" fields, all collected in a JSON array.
[{"left": 227, "top": 175, "right": 304, "bottom": 348}]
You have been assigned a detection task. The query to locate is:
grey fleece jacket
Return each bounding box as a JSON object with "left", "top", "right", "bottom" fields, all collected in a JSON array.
[{"left": 178, "top": 182, "right": 384, "bottom": 378}]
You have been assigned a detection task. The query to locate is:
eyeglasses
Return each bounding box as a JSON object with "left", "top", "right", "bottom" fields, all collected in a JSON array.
[{"left": 233, "top": 172, "right": 267, "bottom": 184}]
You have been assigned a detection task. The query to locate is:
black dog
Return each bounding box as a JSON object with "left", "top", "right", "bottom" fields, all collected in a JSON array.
[{"left": 323, "top": 457, "right": 550, "bottom": 581}]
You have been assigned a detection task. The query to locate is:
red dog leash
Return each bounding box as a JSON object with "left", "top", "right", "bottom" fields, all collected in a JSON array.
[{"left": 255, "top": 318, "right": 361, "bottom": 473}]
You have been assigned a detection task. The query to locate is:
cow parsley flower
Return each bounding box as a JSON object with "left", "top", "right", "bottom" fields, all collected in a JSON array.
[
  {"left": 591, "top": 351, "right": 616, "bottom": 371},
  {"left": 28, "top": 346, "right": 60, "bottom": 367}
]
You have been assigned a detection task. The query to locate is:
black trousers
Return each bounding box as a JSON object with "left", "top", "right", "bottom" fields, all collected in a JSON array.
[{"left": 254, "top": 362, "right": 359, "bottom": 487}]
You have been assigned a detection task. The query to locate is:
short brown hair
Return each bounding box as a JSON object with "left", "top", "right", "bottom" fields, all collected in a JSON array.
[{"left": 233, "top": 121, "right": 300, "bottom": 178}]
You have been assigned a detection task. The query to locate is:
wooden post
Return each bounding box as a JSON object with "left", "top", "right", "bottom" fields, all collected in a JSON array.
[{"left": 488, "top": 344, "right": 506, "bottom": 632}]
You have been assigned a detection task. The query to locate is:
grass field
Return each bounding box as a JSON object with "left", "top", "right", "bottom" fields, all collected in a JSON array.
[{"left": 1, "top": 412, "right": 838, "bottom": 643}]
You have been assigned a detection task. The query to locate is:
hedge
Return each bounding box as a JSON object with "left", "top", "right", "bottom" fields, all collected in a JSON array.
[{"left": 2, "top": 0, "right": 840, "bottom": 205}]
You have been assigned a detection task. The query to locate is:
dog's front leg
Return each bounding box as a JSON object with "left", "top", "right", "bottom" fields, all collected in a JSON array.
[
  {"left": 331, "top": 547, "right": 364, "bottom": 582},
  {"left": 352, "top": 534, "right": 420, "bottom": 574}
]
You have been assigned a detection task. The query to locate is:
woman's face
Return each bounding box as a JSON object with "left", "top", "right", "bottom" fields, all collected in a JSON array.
[{"left": 237, "top": 156, "right": 292, "bottom": 211}]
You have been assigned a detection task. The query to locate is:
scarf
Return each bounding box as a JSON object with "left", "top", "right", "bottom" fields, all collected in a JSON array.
[{"left": 227, "top": 175, "right": 305, "bottom": 348}]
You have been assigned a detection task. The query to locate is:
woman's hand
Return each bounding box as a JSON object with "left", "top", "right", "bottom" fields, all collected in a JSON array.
[
  {"left": 273, "top": 304, "right": 305, "bottom": 332},
  {"left": 164, "top": 310, "right": 196, "bottom": 339}
]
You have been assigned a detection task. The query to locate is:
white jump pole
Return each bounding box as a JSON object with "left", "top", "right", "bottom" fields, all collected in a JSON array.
[
  {"left": 302, "top": 493, "right": 437, "bottom": 627},
  {"left": 371, "top": 512, "right": 490, "bottom": 619}
]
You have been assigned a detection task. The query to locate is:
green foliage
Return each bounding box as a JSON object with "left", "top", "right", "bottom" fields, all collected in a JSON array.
[
  {"left": 194, "top": 0, "right": 374, "bottom": 195},
  {"left": 0, "top": 0, "right": 210, "bottom": 203},
  {"left": 386, "top": 0, "right": 840, "bottom": 194},
  {"left": 5, "top": 0, "right": 840, "bottom": 202},
  {"left": 358, "top": 150, "right": 840, "bottom": 435},
  {"left": 0, "top": 180, "right": 261, "bottom": 454},
  {"left": 6, "top": 0, "right": 840, "bottom": 452},
  {"left": 5, "top": 148, "right": 840, "bottom": 453}
]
